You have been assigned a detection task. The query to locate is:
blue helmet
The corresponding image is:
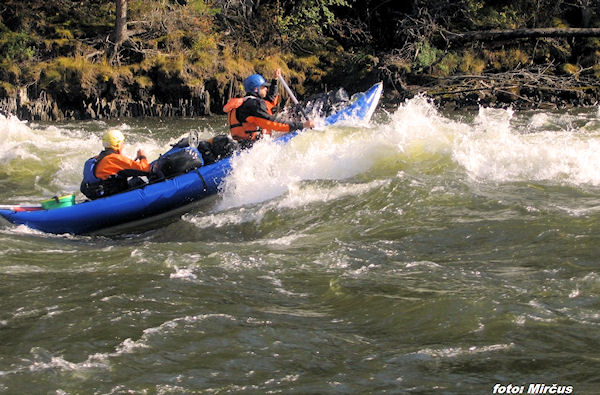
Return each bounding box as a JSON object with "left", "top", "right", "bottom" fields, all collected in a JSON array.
[{"left": 243, "top": 73, "right": 270, "bottom": 94}]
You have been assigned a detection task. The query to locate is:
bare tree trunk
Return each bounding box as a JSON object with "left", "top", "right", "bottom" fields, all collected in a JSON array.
[
  {"left": 111, "top": 0, "right": 128, "bottom": 44},
  {"left": 578, "top": 0, "right": 592, "bottom": 28}
]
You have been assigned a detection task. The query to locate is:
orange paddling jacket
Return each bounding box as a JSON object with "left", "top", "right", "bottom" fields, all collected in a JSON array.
[
  {"left": 223, "top": 83, "right": 304, "bottom": 142},
  {"left": 80, "top": 149, "right": 151, "bottom": 199},
  {"left": 94, "top": 150, "right": 150, "bottom": 180}
]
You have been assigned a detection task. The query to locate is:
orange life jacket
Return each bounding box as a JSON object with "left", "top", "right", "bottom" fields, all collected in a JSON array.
[
  {"left": 223, "top": 96, "right": 282, "bottom": 141},
  {"left": 95, "top": 151, "right": 150, "bottom": 180},
  {"left": 223, "top": 97, "right": 262, "bottom": 141}
]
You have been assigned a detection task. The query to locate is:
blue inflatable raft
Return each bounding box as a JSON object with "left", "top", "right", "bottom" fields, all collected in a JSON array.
[{"left": 0, "top": 82, "right": 383, "bottom": 235}]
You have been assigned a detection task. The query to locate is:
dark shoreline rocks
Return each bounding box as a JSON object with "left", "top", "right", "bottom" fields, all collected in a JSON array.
[
  {"left": 0, "top": 86, "right": 213, "bottom": 122},
  {"left": 1, "top": 76, "right": 598, "bottom": 122}
]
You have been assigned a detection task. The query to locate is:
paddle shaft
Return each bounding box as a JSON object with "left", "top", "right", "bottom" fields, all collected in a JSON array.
[
  {"left": 277, "top": 75, "right": 310, "bottom": 120},
  {"left": 0, "top": 204, "right": 43, "bottom": 211}
]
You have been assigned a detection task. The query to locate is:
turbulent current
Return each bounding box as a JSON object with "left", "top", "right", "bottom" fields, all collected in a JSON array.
[{"left": 1, "top": 97, "right": 599, "bottom": 393}]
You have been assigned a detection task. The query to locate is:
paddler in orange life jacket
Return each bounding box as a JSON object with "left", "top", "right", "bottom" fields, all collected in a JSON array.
[
  {"left": 223, "top": 69, "right": 315, "bottom": 148},
  {"left": 80, "top": 129, "right": 151, "bottom": 199}
]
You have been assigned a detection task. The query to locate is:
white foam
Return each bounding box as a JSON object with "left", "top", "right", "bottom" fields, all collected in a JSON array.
[
  {"left": 116, "top": 314, "right": 237, "bottom": 354},
  {"left": 213, "top": 95, "right": 461, "bottom": 213},
  {"left": 416, "top": 343, "right": 514, "bottom": 358},
  {"left": 0, "top": 347, "right": 109, "bottom": 377},
  {"left": 277, "top": 179, "right": 388, "bottom": 209},
  {"left": 169, "top": 265, "right": 198, "bottom": 280},
  {"left": 0, "top": 114, "right": 165, "bottom": 197},
  {"left": 4, "top": 97, "right": 600, "bottom": 218},
  {"left": 365, "top": 98, "right": 600, "bottom": 186},
  {"left": 216, "top": 124, "right": 403, "bottom": 212},
  {"left": 454, "top": 110, "right": 600, "bottom": 185}
]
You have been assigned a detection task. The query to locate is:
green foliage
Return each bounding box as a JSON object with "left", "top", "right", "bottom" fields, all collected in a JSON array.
[
  {"left": 560, "top": 63, "right": 580, "bottom": 75},
  {"left": 485, "top": 48, "right": 530, "bottom": 71},
  {"left": 134, "top": 75, "right": 153, "bottom": 89},
  {"left": 434, "top": 53, "right": 461, "bottom": 76},
  {"left": 188, "top": 0, "right": 220, "bottom": 16},
  {"left": 458, "top": 0, "right": 570, "bottom": 29},
  {"left": 145, "top": 54, "right": 186, "bottom": 78},
  {"left": 54, "top": 27, "right": 74, "bottom": 40},
  {"left": 413, "top": 42, "right": 442, "bottom": 71},
  {"left": 458, "top": 51, "right": 486, "bottom": 74},
  {"left": 0, "top": 60, "right": 21, "bottom": 84},
  {"left": 1, "top": 0, "right": 599, "bottom": 113},
  {"left": 0, "top": 31, "right": 35, "bottom": 61},
  {"left": 461, "top": 0, "right": 523, "bottom": 29},
  {"left": 39, "top": 57, "right": 121, "bottom": 101},
  {"left": 277, "top": 0, "right": 354, "bottom": 43},
  {"left": 193, "top": 32, "right": 217, "bottom": 52},
  {"left": 0, "top": 81, "right": 16, "bottom": 96}
]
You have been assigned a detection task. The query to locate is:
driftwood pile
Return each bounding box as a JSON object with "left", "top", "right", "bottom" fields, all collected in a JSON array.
[
  {"left": 425, "top": 27, "right": 600, "bottom": 109},
  {"left": 422, "top": 64, "right": 599, "bottom": 109}
]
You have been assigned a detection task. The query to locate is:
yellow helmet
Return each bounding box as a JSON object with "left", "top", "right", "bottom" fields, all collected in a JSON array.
[{"left": 102, "top": 129, "right": 125, "bottom": 150}]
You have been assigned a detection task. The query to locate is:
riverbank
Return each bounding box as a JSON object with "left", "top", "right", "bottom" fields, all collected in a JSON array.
[
  {"left": 2, "top": 1, "right": 599, "bottom": 121},
  {"left": 2, "top": 69, "right": 598, "bottom": 122},
  {"left": 0, "top": 83, "right": 213, "bottom": 121}
]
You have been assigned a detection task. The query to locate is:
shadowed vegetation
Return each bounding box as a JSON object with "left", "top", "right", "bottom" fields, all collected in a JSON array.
[{"left": 1, "top": 0, "right": 599, "bottom": 119}]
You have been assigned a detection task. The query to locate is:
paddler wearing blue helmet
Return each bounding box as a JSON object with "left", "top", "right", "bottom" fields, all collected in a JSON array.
[{"left": 223, "top": 68, "right": 315, "bottom": 148}]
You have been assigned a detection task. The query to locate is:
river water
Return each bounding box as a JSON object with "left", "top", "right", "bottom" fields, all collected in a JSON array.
[{"left": 1, "top": 97, "right": 599, "bottom": 393}]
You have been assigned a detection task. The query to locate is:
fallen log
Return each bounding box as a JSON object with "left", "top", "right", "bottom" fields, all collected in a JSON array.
[{"left": 448, "top": 27, "right": 600, "bottom": 42}]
